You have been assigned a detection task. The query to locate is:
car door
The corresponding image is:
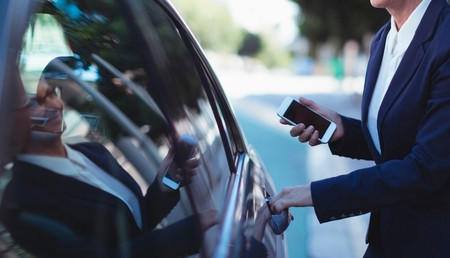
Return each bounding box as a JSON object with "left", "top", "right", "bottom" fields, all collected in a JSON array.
[{"left": 0, "top": 0, "right": 286, "bottom": 257}]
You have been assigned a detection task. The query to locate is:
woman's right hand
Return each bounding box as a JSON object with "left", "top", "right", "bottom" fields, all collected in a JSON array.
[{"left": 280, "top": 97, "right": 344, "bottom": 146}]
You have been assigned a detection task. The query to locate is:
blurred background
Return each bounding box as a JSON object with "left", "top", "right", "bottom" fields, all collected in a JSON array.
[{"left": 171, "top": 0, "right": 389, "bottom": 257}]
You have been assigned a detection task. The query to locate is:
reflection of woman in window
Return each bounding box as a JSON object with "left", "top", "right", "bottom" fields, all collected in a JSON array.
[{"left": 0, "top": 69, "right": 217, "bottom": 257}]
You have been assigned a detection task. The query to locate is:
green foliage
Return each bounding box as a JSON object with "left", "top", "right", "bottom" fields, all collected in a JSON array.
[
  {"left": 257, "top": 31, "right": 293, "bottom": 68},
  {"left": 238, "top": 32, "right": 262, "bottom": 57},
  {"left": 172, "top": 0, "right": 293, "bottom": 68},
  {"left": 172, "top": 0, "right": 243, "bottom": 54},
  {"left": 292, "top": 0, "right": 390, "bottom": 56}
]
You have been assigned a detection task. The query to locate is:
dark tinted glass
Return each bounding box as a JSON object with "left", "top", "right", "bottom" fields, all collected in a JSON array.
[{"left": 1, "top": 0, "right": 231, "bottom": 256}]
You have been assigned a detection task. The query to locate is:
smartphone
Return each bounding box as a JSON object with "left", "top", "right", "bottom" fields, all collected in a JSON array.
[
  {"left": 277, "top": 96, "right": 336, "bottom": 143},
  {"left": 162, "top": 152, "right": 180, "bottom": 190},
  {"left": 162, "top": 134, "right": 198, "bottom": 190}
]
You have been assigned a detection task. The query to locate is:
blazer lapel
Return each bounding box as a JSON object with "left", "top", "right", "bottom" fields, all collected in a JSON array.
[
  {"left": 377, "top": 0, "right": 444, "bottom": 129},
  {"left": 67, "top": 142, "right": 146, "bottom": 229},
  {"left": 69, "top": 142, "right": 144, "bottom": 198},
  {"left": 361, "top": 23, "right": 390, "bottom": 124}
]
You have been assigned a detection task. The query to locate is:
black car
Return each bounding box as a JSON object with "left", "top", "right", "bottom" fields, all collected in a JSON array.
[{"left": 0, "top": 0, "right": 287, "bottom": 257}]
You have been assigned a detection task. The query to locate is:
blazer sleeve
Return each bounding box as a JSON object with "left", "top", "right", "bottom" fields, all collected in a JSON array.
[
  {"left": 144, "top": 179, "right": 180, "bottom": 230},
  {"left": 328, "top": 115, "right": 373, "bottom": 160}
]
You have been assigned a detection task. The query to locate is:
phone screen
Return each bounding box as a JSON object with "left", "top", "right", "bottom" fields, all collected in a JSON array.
[
  {"left": 283, "top": 100, "right": 331, "bottom": 138},
  {"left": 162, "top": 134, "right": 198, "bottom": 190},
  {"left": 162, "top": 153, "right": 181, "bottom": 190}
]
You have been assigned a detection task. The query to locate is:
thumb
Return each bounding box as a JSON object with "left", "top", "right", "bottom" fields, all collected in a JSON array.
[{"left": 298, "top": 97, "right": 316, "bottom": 109}]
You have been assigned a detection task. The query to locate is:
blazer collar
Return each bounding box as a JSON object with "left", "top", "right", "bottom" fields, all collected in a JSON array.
[{"left": 362, "top": 0, "right": 445, "bottom": 123}]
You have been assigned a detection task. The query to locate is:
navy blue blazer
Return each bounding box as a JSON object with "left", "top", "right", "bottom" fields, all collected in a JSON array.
[
  {"left": 311, "top": 0, "right": 450, "bottom": 257},
  {"left": 0, "top": 142, "right": 201, "bottom": 258}
]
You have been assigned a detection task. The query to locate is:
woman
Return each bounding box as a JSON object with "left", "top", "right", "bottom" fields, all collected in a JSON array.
[{"left": 270, "top": 0, "right": 450, "bottom": 257}]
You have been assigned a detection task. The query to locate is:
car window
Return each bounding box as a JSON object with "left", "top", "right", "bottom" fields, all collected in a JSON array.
[
  {"left": 1, "top": 0, "right": 232, "bottom": 256},
  {"left": 156, "top": 0, "right": 245, "bottom": 163}
]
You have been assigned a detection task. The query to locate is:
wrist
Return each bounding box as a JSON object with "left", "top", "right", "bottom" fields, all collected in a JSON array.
[
  {"left": 300, "top": 184, "right": 313, "bottom": 207},
  {"left": 330, "top": 114, "right": 344, "bottom": 143}
]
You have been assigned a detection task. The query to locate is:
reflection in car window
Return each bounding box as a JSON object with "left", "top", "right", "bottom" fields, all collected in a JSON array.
[{"left": 0, "top": 0, "right": 233, "bottom": 257}]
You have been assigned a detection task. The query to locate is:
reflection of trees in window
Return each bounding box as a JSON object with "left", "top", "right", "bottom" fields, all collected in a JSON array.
[
  {"left": 45, "top": 0, "right": 208, "bottom": 141},
  {"left": 42, "top": 1, "right": 169, "bottom": 143},
  {"left": 133, "top": 1, "right": 207, "bottom": 120}
]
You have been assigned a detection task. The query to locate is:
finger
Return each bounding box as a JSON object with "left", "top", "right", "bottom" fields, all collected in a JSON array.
[
  {"left": 257, "top": 203, "right": 270, "bottom": 215},
  {"left": 260, "top": 205, "right": 272, "bottom": 221},
  {"left": 268, "top": 195, "right": 285, "bottom": 214},
  {"left": 298, "top": 97, "right": 316, "bottom": 109},
  {"left": 280, "top": 118, "right": 289, "bottom": 125},
  {"left": 309, "top": 130, "right": 321, "bottom": 146},
  {"left": 269, "top": 200, "right": 284, "bottom": 214},
  {"left": 179, "top": 175, "right": 192, "bottom": 186},
  {"left": 175, "top": 173, "right": 184, "bottom": 182},
  {"left": 183, "top": 169, "right": 197, "bottom": 178},
  {"left": 290, "top": 123, "right": 305, "bottom": 137},
  {"left": 181, "top": 165, "right": 198, "bottom": 177},
  {"left": 184, "top": 158, "right": 200, "bottom": 169},
  {"left": 298, "top": 125, "right": 315, "bottom": 142}
]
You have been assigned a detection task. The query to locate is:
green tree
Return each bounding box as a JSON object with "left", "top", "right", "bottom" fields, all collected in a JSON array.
[
  {"left": 173, "top": 0, "right": 293, "bottom": 68},
  {"left": 257, "top": 31, "right": 293, "bottom": 68},
  {"left": 171, "top": 0, "right": 243, "bottom": 53},
  {"left": 238, "top": 32, "right": 262, "bottom": 57},
  {"left": 292, "top": 0, "right": 390, "bottom": 57}
]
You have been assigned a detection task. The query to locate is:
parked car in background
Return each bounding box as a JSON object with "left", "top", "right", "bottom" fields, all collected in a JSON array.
[{"left": 0, "top": 0, "right": 287, "bottom": 257}]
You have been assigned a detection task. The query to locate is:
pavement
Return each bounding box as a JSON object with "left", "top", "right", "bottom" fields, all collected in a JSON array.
[{"left": 218, "top": 69, "right": 373, "bottom": 258}]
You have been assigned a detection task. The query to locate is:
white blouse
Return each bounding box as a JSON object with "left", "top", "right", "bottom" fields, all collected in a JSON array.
[{"left": 367, "top": 0, "right": 431, "bottom": 154}]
